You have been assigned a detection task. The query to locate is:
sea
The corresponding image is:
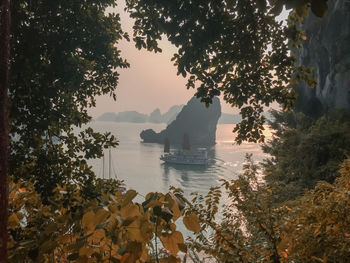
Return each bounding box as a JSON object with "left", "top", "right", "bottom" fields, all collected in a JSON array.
[{"left": 87, "top": 121, "right": 270, "bottom": 200}]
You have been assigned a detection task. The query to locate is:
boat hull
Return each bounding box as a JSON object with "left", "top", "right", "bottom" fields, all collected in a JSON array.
[{"left": 160, "top": 152, "right": 207, "bottom": 165}]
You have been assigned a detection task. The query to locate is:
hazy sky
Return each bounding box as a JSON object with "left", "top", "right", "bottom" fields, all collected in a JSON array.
[
  {"left": 88, "top": 2, "right": 236, "bottom": 118},
  {"left": 89, "top": 3, "right": 288, "bottom": 118}
]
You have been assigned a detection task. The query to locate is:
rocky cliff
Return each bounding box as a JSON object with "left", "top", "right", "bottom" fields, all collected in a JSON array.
[
  {"left": 294, "top": 0, "right": 350, "bottom": 117},
  {"left": 140, "top": 97, "right": 221, "bottom": 146}
]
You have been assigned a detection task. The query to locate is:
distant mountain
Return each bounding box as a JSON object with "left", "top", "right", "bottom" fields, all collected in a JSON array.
[
  {"left": 96, "top": 105, "right": 184, "bottom": 123},
  {"left": 218, "top": 113, "right": 242, "bottom": 124},
  {"left": 96, "top": 112, "right": 118, "bottom": 122},
  {"left": 218, "top": 111, "right": 273, "bottom": 124},
  {"left": 140, "top": 97, "right": 221, "bottom": 146},
  {"left": 148, "top": 108, "right": 162, "bottom": 123},
  {"left": 97, "top": 108, "right": 272, "bottom": 125},
  {"left": 115, "top": 111, "right": 148, "bottom": 123},
  {"left": 161, "top": 105, "right": 184, "bottom": 124}
]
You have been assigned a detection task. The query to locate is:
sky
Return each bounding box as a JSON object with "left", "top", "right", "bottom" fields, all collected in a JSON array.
[
  {"left": 88, "top": 2, "right": 236, "bottom": 118},
  {"left": 88, "top": 3, "right": 288, "bottom": 119}
]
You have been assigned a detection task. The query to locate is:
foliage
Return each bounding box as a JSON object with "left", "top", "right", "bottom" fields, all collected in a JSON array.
[
  {"left": 8, "top": 178, "right": 201, "bottom": 262},
  {"left": 125, "top": 0, "right": 296, "bottom": 143},
  {"left": 124, "top": 0, "right": 328, "bottom": 143},
  {"left": 277, "top": 158, "right": 350, "bottom": 262},
  {"left": 9, "top": 0, "right": 129, "bottom": 197},
  {"left": 262, "top": 110, "right": 350, "bottom": 201},
  {"left": 185, "top": 155, "right": 350, "bottom": 262},
  {"left": 185, "top": 155, "right": 283, "bottom": 262}
]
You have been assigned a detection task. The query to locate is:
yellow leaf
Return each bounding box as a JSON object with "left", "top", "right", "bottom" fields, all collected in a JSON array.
[
  {"left": 82, "top": 211, "right": 95, "bottom": 232},
  {"left": 121, "top": 190, "right": 137, "bottom": 206},
  {"left": 160, "top": 255, "right": 180, "bottom": 263},
  {"left": 171, "top": 201, "right": 182, "bottom": 221},
  {"left": 108, "top": 203, "right": 119, "bottom": 213},
  {"left": 79, "top": 247, "right": 94, "bottom": 257},
  {"left": 18, "top": 188, "right": 26, "bottom": 193},
  {"left": 140, "top": 245, "right": 150, "bottom": 262},
  {"left": 183, "top": 213, "right": 201, "bottom": 233},
  {"left": 121, "top": 253, "right": 136, "bottom": 263},
  {"left": 93, "top": 208, "right": 110, "bottom": 225},
  {"left": 88, "top": 229, "right": 106, "bottom": 244},
  {"left": 160, "top": 231, "right": 184, "bottom": 256},
  {"left": 125, "top": 219, "right": 144, "bottom": 242},
  {"left": 119, "top": 204, "right": 141, "bottom": 220},
  {"left": 145, "top": 199, "right": 163, "bottom": 208},
  {"left": 8, "top": 213, "right": 20, "bottom": 228},
  {"left": 77, "top": 255, "right": 89, "bottom": 263}
]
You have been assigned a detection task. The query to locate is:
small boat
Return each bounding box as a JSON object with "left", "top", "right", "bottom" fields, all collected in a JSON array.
[
  {"left": 160, "top": 149, "right": 208, "bottom": 165},
  {"left": 160, "top": 134, "right": 208, "bottom": 165}
]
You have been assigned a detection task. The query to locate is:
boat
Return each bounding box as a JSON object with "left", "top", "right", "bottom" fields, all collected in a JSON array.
[
  {"left": 101, "top": 148, "right": 126, "bottom": 192},
  {"left": 160, "top": 149, "right": 208, "bottom": 165},
  {"left": 160, "top": 134, "right": 208, "bottom": 165}
]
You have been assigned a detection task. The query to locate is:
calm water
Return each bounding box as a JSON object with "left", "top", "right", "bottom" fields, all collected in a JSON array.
[{"left": 87, "top": 122, "right": 269, "bottom": 199}]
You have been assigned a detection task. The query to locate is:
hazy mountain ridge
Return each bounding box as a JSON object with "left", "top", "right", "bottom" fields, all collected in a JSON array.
[
  {"left": 97, "top": 107, "right": 272, "bottom": 124},
  {"left": 96, "top": 105, "right": 184, "bottom": 124}
]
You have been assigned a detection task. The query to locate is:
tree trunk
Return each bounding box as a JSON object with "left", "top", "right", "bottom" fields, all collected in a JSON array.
[{"left": 0, "top": 0, "right": 11, "bottom": 262}]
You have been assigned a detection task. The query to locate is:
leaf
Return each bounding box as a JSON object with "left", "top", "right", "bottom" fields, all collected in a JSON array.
[
  {"left": 161, "top": 207, "right": 173, "bottom": 222},
  {"left": 120, "top": 204, "right": 141, "bottom": 219},
  {"left": 171, "top": 202, "right": 182, "bottom": 221},
  {"left": 8, "top": 213, "right": 20, "bottom": 228},
  {"left": 178, "top": 243, "right": 187, "bottom": 253},
  {"left": 67, "top": 253, "right": 79, "bottom": 260},
  {"left": 82, "top": 211, "right": 95, "bottom": 232},
  {"left": 18, "top": 188, "right": 26, "bottom": 193},
  {"left": 125, "top": 218, "right": 144, "bottom": 242},
  {"left": 170, "top": 192, "right": 186, "bottom": 210},
  {"left": 88, "top": 229, "right": 106, "bottom": 243},
  {"left": 311, "top": 0, "right": 328, "bottom": 17},
  {"left": 270, "top": 1, "right": 283, "bottom": 15},
  {"left": 256, "top": 0, "right": 267, "bottom": 11},
  {"left": 183, "top": 213, "right": 201, "bottom": 233},
  {"left": 160, "top": 231, "right": 184, "bottom": 256},
  {"left": 160, "top": 255, "right": 180, "bottom": 263},
  {"left": 121, "top": 253, "right": 136, "bottom": 263},
  {"left": 40, "top": 240, "right": 58, "bottom": 254},
  {"left": 93, "top": 208, "right": 110, "bottom": 226},
  {"left": 79, "top": 247, "right": 95, "bottom": 257},
  {"left": 121, "top": 190, "right": 138, "bottom": 206}
]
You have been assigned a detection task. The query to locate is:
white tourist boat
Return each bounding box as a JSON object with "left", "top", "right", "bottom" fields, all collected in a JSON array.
[
  {"left": 160, "top": 135, "right": 208, "bottom": 165},
  {"left": 160, "top": 149, "right": 208, "bottom": 165}
]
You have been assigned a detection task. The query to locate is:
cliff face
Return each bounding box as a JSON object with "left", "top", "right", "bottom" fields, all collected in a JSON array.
[
  {"left": 294, "top": 0, "right": 350, "bottom": 117},
  {"left": 140, "top": 97, "right": 221, "bottom": 146}
]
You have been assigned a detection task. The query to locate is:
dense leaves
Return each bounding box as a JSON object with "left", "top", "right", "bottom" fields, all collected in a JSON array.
[
  {"left": 125, "top": 0, "right": 328, "bottom": 143},
  {"left": 8, "top": 179, "right": 198, "bottom": 262},
  {"left": 185, "top": 155, "right": 350, "bottom": 262},
  {"left": 125, "top": 0, "right": 298, "bottom": 143},
  {"left": 9, "top": 0, "right": 129, "bottom": 196},
  {"left": 262, "top": 110, "right": 350, "bottom": 201}
]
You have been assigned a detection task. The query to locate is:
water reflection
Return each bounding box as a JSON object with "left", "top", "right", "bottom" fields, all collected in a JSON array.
[
  {"left": 86, "top": 122, "right": 268, "bottom": 197},
  {"left": 160, "top": 148, "right": 221, "bottom": 195}
]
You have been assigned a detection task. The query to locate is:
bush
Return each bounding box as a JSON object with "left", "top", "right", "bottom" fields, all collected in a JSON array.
[{"left": 262, "top": 110, "right": 350, "bottom": 201}]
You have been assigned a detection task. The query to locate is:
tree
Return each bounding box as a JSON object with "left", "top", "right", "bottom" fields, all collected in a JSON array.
[
  {"left": 0, "top": 0, "right": 11, "bottom": 261},
  {"left": 125, "top": 0, "right": 328, "bottom": 143},
  {"left": 262, "top": 109, "right": 350, "bottom": 201},
  {"left": 9, "top": 0, "right": 129, "bottom": 197},
  {"left": 7, "top": 177, "right": 200, "bottom": 262},
  {"left": 186, "top": 155, "right": 350, "bottom": 262}
]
